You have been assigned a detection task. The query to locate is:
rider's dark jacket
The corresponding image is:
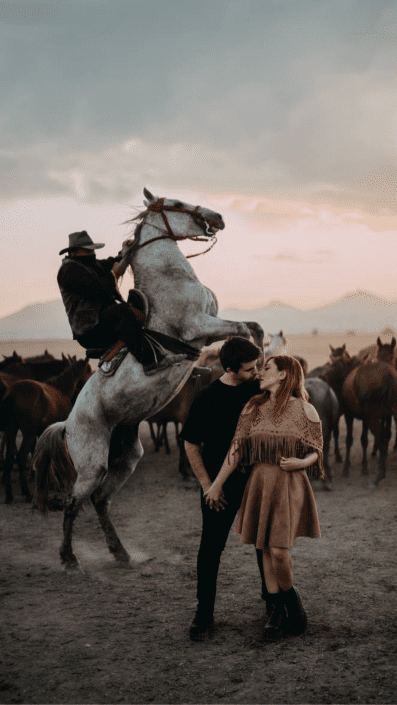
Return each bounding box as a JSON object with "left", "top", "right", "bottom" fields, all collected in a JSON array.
[{"left": 57, "top": 254, "right": 122, "bottom": 341}]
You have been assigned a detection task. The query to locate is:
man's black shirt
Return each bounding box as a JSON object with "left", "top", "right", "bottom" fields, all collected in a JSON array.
[{"left": 180, "top": 377, "right": 261, "bottom": 482}]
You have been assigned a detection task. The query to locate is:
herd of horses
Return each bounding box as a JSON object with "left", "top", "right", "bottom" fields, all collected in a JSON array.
[
  {"left": 146, "top": 335, "right": 397, "bottom": 491},
  {"left": 0, "top": 331, "right": 393, "bottom": 509},
  {"left": 1, "top": 189, "right": 395, "bottom": 570},
  {"left": 1, "top": 333, "right": 394, "bottom": 508},
  {"left": 0, "top": 351, "right": 92, "bottom": 504}
]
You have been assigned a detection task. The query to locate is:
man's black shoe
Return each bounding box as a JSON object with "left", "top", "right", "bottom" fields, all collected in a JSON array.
[{"left": 189, "top": 613, "right": 214, "bottom": 641}]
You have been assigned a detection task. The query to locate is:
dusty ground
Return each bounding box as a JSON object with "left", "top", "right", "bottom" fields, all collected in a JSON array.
[{"left": 1, "top": 335, "right": 397, "bottom": 704}]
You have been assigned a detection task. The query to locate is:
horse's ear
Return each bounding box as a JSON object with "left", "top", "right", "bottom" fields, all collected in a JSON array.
[
  {"left": 342, "top": 344, "right": 346, "bottom": 352},
  {"left": 143, "top": 187, "right": 156, "bottom": 203},
  {"left": 377, "top": 337, "right": 382, "bottom": 347},
  {"left": 62, "top": 352, "right": 67, "bottom": 361},
  {"left": 330, "top": 345, "right": 335, "bottom": 352},
  {"left": 279, "top": 330, "right": 283, "bottom": 336},
  {"left": 13, "top": 350, "right": 18, "bottom": 357},
  {"left": 392, "top": 338, "right": 396, "bottom": 348}
]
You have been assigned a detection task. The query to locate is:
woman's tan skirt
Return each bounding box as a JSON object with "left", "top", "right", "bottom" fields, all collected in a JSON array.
[{"left": 236, "top": 463, "right": 321, "bottom": 549}]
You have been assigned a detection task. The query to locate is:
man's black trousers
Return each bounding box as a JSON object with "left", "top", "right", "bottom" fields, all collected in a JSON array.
[{"left": 196, "top": 471, "right": 267, "bottom": 618}]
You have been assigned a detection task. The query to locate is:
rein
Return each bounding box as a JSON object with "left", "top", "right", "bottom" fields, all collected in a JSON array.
[{"left": 131, "top": 198, "right": 218, "bottom": 258}]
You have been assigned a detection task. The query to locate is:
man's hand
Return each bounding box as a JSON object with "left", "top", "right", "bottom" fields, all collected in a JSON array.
[
  {"left": 203, "top": 483, "right": 228, "bottom": 511},
  {"left": 120, "top": 239, "right": 134, "bottom": 257}
]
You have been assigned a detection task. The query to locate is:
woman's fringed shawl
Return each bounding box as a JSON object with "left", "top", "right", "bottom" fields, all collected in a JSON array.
[{"left": 230, "top": 398, "right": 325, "bottom": 480}]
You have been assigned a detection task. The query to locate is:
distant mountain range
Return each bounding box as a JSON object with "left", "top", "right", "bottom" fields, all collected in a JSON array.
[{"left": 0, "top": 291, "right": 396, "bottom": 340}]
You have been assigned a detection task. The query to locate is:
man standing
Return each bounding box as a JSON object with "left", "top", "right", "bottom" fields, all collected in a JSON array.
[{"left": 180, "top": 336, "right": 268, "bottom": 640}]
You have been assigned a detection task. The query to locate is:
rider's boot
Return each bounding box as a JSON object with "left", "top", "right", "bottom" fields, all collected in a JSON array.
[
  {"left": 141, "top": 340, "right": 187, "bottom": 376},
  {"left": 127, "top": 289, "right": 149, "bottom": 326}
]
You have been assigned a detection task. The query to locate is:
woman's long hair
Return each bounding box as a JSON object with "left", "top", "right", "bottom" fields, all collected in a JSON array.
[{"left": 247, "top": 355, "right": 309, "bottom": 418}]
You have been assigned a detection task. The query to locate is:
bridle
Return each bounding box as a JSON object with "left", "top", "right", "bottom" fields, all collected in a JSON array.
[{"left": 130, "top": 198, "right": 220, "bottom": 258}]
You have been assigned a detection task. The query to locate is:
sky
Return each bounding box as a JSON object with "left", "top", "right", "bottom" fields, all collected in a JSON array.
[{"left": 0, "top": 0, "right": 396, "bottom": 318}]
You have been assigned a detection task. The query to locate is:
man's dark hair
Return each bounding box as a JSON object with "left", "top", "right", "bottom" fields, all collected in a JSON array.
[{"left": 219, "top": 336, "right": 261, "bottom": 373}]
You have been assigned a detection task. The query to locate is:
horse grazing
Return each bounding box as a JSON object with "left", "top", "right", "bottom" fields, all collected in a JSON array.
[
  {"left": 305, "top": 377, "right": 339, "bottom": 490},
  {"left": 2, "top": 357, "right": 92, "bottom": 504},
  {"left": 342, "top": 358, "right": 397, "bottom": 485},
  {"left": 33, "top": 188, "right": 264, "bottom": 570},
  {"left": 146, "top": 366, "right": 212, "bottom": 476},
  {"left": 263, "top": 331, "right": 286, "bottom": 357}
]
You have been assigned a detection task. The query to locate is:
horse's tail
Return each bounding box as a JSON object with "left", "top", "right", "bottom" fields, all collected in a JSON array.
[{"left": 33, "top": 422, "right": 76, "bottom": 515}]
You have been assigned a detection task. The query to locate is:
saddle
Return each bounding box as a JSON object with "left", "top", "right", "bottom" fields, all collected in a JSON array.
[{"left": 86, "top": 289, "right": 200, "bottom": 376}]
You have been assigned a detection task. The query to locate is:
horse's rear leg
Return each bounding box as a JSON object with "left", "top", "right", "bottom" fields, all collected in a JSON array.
[
  {"left": 343, "top": 414, "right": 354, "bottom": 477},
  {"left": 161, "top": 423, "right": 171, "bottom": 454},
  {"left": 322, "top": 432, "right": 333, "bottom": 490},
  {"left": 16, "top": 432, "right": 36, "bottom": 502},
  {"left": 373, "top": 416, "right": 391, "bottom": 486},
  {"left": 60, "top": 497, "right": 85, "bottom": 570},
  {"left": 393, "top": 415, "right": 397, "bottom": 450},
  {"left": 360, "top": 421, "right": 369, "bottom": 476},
  {"left": 91, "top": 424, "right": 143, "bottom": 564},
  {"left": 333, "top": 420, "right": 342, "bottom": 463},
  {"left": 2, "top": 424, "right": 18, "bottom": 504}
]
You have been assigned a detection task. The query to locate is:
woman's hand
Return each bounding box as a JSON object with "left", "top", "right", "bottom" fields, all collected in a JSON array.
[
  {"left": 203, "top": 483, "right": 227, "bottom": 511},
  {"left": 279, "top": 456, "right": 305, "bottom": 472}
]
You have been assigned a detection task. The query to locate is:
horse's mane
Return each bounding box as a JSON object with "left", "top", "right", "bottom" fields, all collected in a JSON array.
[{"left": 123, "top": 208, "right": 148, "bottom": 247}]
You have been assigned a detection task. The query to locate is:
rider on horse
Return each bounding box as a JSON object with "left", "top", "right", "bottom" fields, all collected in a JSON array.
[{"left": 57, "top": 230, "right": 186, "bottom": 374}]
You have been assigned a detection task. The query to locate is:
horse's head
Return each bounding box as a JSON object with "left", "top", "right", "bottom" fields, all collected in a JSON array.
[
  {"left": 0, "top": 351, "right": 23, "bottom": 370},
  {"left": 141, "top": 187, "right": 225, "bottom": 242},
  {"left": 376, "top": 336, "right": 396, "bottom": 364},
  {"left": 329, "top": 343, "right": 350, "bottom": 363}
]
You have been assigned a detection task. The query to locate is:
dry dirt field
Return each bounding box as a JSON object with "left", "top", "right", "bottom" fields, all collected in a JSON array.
[{"left": 1, "top": 335, "right": 397, "bottom": 705}]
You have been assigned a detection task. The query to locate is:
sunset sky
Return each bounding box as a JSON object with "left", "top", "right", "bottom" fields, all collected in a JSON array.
[{"left": 1, "top": 0, "right": 396, "bottom": 318}]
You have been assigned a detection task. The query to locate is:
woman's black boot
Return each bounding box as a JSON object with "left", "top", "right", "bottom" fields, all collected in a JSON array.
[
  {"left": 282, "top": 586, "right": 308, "bottom": 635},
  {"left": 262, "top": 592, "right": 286, "bottom": 640}
]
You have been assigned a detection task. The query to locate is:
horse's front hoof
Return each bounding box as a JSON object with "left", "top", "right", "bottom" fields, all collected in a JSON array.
[
  {"left": 24, "top": 494, "right": 33, "bottom": 504},
  {"left": 114, "top": 551, "right": 131, "bottom": 567},
  {"left": 322, "top": 483, "right": 333, "bottom": 492},
  {"left": 63, "top": 560, "right": 85, "bottom": 574},
  {"left": 60, "top": 550, "right": 83, "bottom": 572}
]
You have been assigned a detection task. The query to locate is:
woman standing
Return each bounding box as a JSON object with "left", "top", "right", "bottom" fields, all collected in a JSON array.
[{"left": 204, "top": 355, "right": 324, "bottom": 639}]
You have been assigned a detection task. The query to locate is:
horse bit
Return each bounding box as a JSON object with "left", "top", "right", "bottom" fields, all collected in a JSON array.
[{"left": 129, "top": 198, "right": 220, "bottom": 258}]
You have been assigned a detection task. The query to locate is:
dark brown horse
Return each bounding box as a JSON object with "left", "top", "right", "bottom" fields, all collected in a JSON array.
[
  {"left": 314, "top": 352, "right": 362, "bottom": 466},
  {"left": 329, "top": 344, "right": 350, "bottom": 363},
  {"left": 306, "top": 344, "right": 354, "bottom": 464},
  {"left": 342, "top": 356, "right": 397, "bottom": 485},
  {"left": 1, "top": 357, "right": 92, "bottom": 503},
  {"left": 361, "top": 337, "right": 397, "bottom": 458},
  {"left": 0, "top": 355, "right": 71, "bottom": 462},
  {"left": 146, "top": 366, "right": 212, "bottom": 476}
]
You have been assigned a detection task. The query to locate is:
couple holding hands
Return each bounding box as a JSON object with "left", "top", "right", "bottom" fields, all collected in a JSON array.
[{"left": 181, "top": 336, "right": 324, "bottom": 641}]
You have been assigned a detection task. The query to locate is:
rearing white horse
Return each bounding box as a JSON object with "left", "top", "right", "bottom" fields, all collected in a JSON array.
[{"left": 34, "top": 188, "right": 264, "bottom": 570}]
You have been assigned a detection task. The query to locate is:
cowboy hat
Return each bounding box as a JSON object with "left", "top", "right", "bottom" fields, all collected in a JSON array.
[{"left": 59, "top": 231, "right": 105, "bottom": 255}]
